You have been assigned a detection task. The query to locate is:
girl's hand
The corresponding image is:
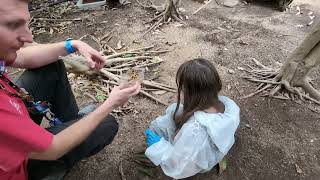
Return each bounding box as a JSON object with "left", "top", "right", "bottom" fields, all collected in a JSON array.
[{"left": 145, "top": 129, "right": 161, "bottom": 147}]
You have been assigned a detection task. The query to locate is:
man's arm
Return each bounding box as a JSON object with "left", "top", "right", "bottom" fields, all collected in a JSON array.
[
  {"left": 29, "top": 83, "right": 141, "bottom": 160},
  {"left": 13, "top": 40, "right": 105, "bottom": 69}
]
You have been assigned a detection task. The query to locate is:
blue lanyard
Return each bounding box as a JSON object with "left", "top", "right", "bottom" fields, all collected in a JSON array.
[{"left": 0, "top": 60, "right": 62, "bottom": 126}]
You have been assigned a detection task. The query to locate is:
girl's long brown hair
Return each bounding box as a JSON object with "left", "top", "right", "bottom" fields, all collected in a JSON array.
[{"left": 173, "top": 58, "right": 222, "bottom": 132}]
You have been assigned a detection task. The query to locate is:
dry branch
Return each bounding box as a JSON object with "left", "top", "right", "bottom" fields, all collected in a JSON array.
[{"left": 64, "top": 46, "right": 173, "bottom": 107}]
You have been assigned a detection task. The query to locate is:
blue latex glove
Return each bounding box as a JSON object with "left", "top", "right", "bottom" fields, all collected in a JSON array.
[{"left": 145, "top": 129, "right": 161, "bottom": 147}]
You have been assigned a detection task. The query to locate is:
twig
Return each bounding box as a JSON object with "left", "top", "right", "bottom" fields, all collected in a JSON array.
[
  {"left": 135, "top": 16, "right": 164, "bottom": 41},
  {"left": 105, "top": 68, "right": 130, "bottom": 73},
  {"left": 104, "top": 43, "right": 117, "bottom": 54},
  {"left": 142, "top": 88, "right": 161, "bottom": 91},
  {"left": 99, "top": 30, "right": 115, "bottom": 42},
  {"left": 143, "top": 80, "right": 176, "bottom": 93},
  {"left": 111, "top": 61, "right": 138, "bottom": 69},
  {"left": 240, "top": 84, "right": 272, "bottom": 99},
  {"left": 270, "top": 95, "right": 290, "bottom": 100},
  {"left": 105, "top": 46, "right": 154, "bottom": 59},
  {"left": 148, "top": 80, "right": 176, "bottom": 90},
  {"left": 129, "top": 45, "right": 155, "bottom": 52},
  {"left": 106, "top": 56, "right": 153, "bottom": 66},
  {"left": 142, "top": 50, "right": 172, "bottom": 54},
  {"left": 140, "top": 90, "right": 169, "bottom": 106},
  {"left": 35, "top": 18, "right": 82, "bottom": 22},
  {"left": 48, "top": 0, "right": 71, "bottom": 7},
  {"left": 135, "top": 0, "right": 152, "bottom": 8},
  {"left": 100, "top": 69, "right": 120, "bottom": 82},
  {"left": 243, "top": 78, "right": 282, "bottom": 85},
  {"left": 135, "top": 59, "right": 164, "bottom": 68},
  {"left": 84, "top": 92, "right": 98, "bottom": 102},
  {"left": 119, "top": 161, "right": 126, "bottom": 180},
  {"left": 101, "top": 80, "right": 119, "bottom": 86},
  {"left": 8, "top": 69, "right": 23, "bottom": 76},
  {"left": 146, "top": 12, "right": 165, "bottom": 24},
  {"left": 231, "top": 79, "right": 242, "bottom": 96},
  {"left": 193, "top": 0, "right": 214, "bottom": 15}
]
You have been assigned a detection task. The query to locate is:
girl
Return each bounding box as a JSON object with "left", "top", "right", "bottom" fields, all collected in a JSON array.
[{"left": 145, "top": 58, "right": 240, "bottom": 179}]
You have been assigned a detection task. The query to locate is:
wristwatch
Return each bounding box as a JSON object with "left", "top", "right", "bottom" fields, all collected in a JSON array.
[{"left": 65, "top": 38, "right": 76, "bottom": 54}]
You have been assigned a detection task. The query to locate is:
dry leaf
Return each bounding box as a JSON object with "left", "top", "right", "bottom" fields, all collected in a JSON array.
[
  {"left": 296, "top": 6, "right": 301, "bottom": 15},
  {"left": 295, "top": 164, "right": 303, "bottom": 174},
  {"left": 218, "top": 159, "right": 227, "bottom": 175},
  {"left": 49, "top": 28, "right": 54, "bottom": 35},
  {"left": 115, "top": 41, "right": 123, "bottom": 50}
]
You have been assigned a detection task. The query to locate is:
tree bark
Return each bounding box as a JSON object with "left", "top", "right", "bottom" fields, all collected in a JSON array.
[
  {"left": 277, "top": 23, "right": 320, "bottom": 100},
  {"left": 242, "top": 23, "right": 320, "bottom": 103}
]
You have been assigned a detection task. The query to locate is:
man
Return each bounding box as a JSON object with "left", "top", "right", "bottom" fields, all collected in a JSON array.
[{"left": 0, "top": 0, "right": 141, "bottom": 179}]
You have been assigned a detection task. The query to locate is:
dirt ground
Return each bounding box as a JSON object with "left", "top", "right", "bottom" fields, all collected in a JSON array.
[{"left": 31, "top": 0, "right": 320, "bottom": 179}]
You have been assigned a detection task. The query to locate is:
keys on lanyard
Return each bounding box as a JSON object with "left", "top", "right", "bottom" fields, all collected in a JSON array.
[
  {"left": 31, "top": 101, "right": 63, "bottom": 127},
  {"left": 0, "top": 60, "right": 6, "bottom": 75}
]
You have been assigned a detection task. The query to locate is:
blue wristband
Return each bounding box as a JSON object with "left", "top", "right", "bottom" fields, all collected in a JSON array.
[{"left": 65, "top": 38, "right": 76, "bottom": 54}]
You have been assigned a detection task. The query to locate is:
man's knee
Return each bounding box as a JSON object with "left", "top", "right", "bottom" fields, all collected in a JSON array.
[
  {"left": 60, "top": 115, "right": 119, "bottom": 166},
  {"left": 101, "top": 115, "right": 119, "bottom": 141}
]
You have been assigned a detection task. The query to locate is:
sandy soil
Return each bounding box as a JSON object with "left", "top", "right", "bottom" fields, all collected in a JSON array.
[{"left": 31, "top": 0, "right": 320, "bottom": 179}]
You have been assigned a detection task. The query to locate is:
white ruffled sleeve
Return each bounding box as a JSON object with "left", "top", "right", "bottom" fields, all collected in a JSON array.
[{"left": 149, "top": 103, "right": 181, "bottom": 141}]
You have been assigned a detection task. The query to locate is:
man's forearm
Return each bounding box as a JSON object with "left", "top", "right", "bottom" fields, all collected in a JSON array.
[
  {"left": 29, "top": 82, "right": 141, "bottom": 161},
  {"left": 29, "top": 102, "right": 114, "bottom": 160},
  {"left": 13, "top": 42, "right": 68, "bottom": 69}
]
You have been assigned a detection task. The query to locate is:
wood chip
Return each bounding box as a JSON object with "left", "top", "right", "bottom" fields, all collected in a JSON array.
[
  {"left": 295, "top": 164, "right": 303, "bottom": 174},
  {"left": 151, "top": 90, "right": 167, "bottom": 95}
]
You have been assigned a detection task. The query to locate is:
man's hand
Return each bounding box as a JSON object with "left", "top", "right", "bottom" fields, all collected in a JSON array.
[
  {"left": 72, "top": 40, "right": 105, "bottom": 69},
  {"left": 104, "top": 82, "right": 141, "bottom": 109}
]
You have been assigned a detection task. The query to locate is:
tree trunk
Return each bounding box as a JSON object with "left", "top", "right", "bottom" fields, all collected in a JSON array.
[
  {"left": 163, "top": 0, "right": 181, "bottom": 21},
  {"left": 243, "top": 23, "right": 320, "bottom": 104},
  {"left": 277, "top": 23, "right": 320, "bottom": 100}
]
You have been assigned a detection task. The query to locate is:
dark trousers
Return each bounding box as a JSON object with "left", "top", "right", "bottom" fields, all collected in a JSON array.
[{"left": 15, "top": 61, "right": 118, "bottom": 180}]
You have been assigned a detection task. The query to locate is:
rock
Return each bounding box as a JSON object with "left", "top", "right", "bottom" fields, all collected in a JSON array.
[
  {"left": 228, "top": 69, "right": 235, "bottom": 74},
  {"left": 221, "top": 0, "right": 240, "bottom": 7},
  {"left": 245, "top": 124, "right": 252, "bottom": 129}
]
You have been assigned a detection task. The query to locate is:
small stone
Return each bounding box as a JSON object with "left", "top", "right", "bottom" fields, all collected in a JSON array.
[
  {"left": 178, "top": 8, "right": 186, "bottom": 12},
  {"left": 228, "top": 69, "right": 235, "bottom": 74},
  {"left": 296, "top": 24, "right": 304, "bottom": 28},
  {"left": 295, "top": 164, "right": 303, "bottom": 174},
  {"left": 245, "top": 124, "right": 251, "bottom": 129}
]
